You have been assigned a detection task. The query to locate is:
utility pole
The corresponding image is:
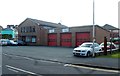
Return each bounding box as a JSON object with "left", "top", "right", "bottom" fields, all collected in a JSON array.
[
  {"left": 92, "top": 0, "right": 95, "bottom": 57},
  {"left": 118, "top": 26, "right": 120, "bottom": 51},
  {"left": 110, "top": 30, "right": 112, "bottom": 54}
]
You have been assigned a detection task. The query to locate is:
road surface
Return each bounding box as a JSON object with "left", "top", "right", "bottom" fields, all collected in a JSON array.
[{"left": 1, "top": 46, "right": 119, "bottom": 75}]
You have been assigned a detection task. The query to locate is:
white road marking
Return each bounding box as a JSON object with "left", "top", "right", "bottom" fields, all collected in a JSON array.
[
  {"left": 40, "top": 60, "right": 57, "bottom": 64},
  {"left": 64, "top": 64, "right": 69, "bottom": 66},
  {"left": 7, "top": 68, "right": 19, "bottom": 73},
  {"left": 65, "top": 64, "right": 119, "bottom": 73},
  {"left": 23, "top": 57, "right": 34, "bottom": 61},
  {"left": 6, "top": 65, "right": 38, "bottom": 75}
]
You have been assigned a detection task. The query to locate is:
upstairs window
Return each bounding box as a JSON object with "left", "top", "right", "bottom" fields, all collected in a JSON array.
[
  {"left": 62, "top": 28, "right": 69, "bottom": 32},
  {"left": 21, "top": 27, "right": 23, "bottom": 33},
  {"left": 49, "top": 29, "right": 55, "bottom": 33},
  {"left": 32, "top": 27, "right": 36, "bottom": 32}
]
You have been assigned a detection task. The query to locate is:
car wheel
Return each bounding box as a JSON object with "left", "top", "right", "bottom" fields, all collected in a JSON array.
[
  {"left": 87, "top": 51, "right": 91, "bottom": 57},
  {"left": 99, "top": 49, "right": 101, "bottom": 51},
  {"left": 73, "top": 54, "right": 76, "bottom": 56}
]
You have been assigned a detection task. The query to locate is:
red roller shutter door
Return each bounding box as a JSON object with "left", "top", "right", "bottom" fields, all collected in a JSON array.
[
  {"left": 48, "top": 34, "right": 57, "bottom": 46},
  {"left": 76, "top": 32, "right": 90, "bottom": 46},
  {"left": 60, "top": 33, "right": 72, "bottom": 47}
]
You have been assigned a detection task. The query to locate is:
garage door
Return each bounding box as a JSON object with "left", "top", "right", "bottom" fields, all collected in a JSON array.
[
  {"left": 60, "top": 33, "right": 72, "bottom": 47},
  {"left": 76, "top": 32, "right": 90, "bottom": 46},
  {"left": 48, "top": 34, "right": 57, "bottom": 46}
]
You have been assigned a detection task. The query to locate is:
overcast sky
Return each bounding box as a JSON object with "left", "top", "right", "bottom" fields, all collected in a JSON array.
[{"left": 0, "top": 0, "right": 119, "bottom": 28}]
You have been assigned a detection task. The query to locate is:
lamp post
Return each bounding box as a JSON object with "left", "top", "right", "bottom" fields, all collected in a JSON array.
[{"left": 92, "top": 0, "right": 95, "bottom": 57}]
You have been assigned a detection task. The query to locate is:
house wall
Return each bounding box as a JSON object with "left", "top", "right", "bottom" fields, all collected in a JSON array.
[
  {"left": 18, "top": 19, "right": 47, "bottom": 45},
  {"left": 95, "top": 26, "right": 110, "bottom": 44}
]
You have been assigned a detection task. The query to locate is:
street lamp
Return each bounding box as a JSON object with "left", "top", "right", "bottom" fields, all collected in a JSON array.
[{"left": 92, "top": 0, "right": 95, "bottom": 57}]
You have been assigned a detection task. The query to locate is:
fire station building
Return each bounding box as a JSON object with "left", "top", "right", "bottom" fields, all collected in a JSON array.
[
  {"left": 47, "top": 25, "right": 110, "bottom": 47},
  {"left": 18, "top": 18, "right": 110, "bottom": 47}
]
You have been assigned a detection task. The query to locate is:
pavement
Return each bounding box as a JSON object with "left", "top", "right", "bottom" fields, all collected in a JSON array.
[
  {"left": 70, "top": 57, "right": 120, "bottom": 70},
  {"left": 34, "top": 55, "right": 120, "bottom": 70}
]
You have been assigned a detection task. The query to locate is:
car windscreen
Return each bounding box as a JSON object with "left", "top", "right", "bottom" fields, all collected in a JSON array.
[{"left": 80, "top": 44, "right": 92, "bottom": 47}]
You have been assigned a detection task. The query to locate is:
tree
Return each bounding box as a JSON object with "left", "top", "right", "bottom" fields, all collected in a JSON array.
[{"left": 2, "top": 34, "right": 12, "bottom": 39}]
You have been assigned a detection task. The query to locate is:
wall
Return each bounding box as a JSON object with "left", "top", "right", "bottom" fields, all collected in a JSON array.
[
  {"left": 47, "top": 26, "right": 93, "bottom": 47},
  {"left": 95, "top": 26, "right": 110, "bottom": 44},
  {"left": 18, "top": 19, "right": 48, "bottom": 45},
  {"left": 47, "top": 25, "right": 110, "bottom": 47}
]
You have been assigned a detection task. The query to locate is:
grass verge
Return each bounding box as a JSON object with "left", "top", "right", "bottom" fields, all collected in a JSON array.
[{"left": 98, "top": 50, "right": 120, "bottom": 58}]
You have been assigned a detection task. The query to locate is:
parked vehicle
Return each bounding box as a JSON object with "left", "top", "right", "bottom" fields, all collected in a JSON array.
[
  {"left": 0, "top": 39, "right": 8, "bottom": 45},
  {"left": 16, "top": 40, "right": 26, "bottom": 46},
  {"left": 100, "top": 42, "right": 117, "bottom": 51},
  {"left": 7, "top": 40, "right": 18, "bottom": 46},
  {"left": 73, "top": 42, "right": 102, "bottom": 57}
]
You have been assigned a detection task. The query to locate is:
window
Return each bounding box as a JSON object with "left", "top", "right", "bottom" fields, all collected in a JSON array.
[
  {"left": 94, "top": 43, "right": 99, "bottom": 47},
  {"left": 32, "top": 27, "right": 35, "bottom": 32},
  {"left": 26, "top": 36, "right": 31, "bottom": 42},
  {"left": 32, "top": 36, "right": 36, "bottom": 42},
  {"left": 21, "top": 26, "right": 36, "bottom": 33},
  {"left": 62, "top": 28, "right": 69, "bottom": 32},
  {"left": 24, "top": 27, "right": 26, "bottom": 33},
  {"left": 21, "top": 27, "right": 23, "bottom": 33},
  {"left": 21, "top": 27, "right": 24, "bottom": 33},
  {"left": 49, "top": 29, "right": 55, "bottom": 33},
  {"left": 30, "top": 26, "right": 32, "bottom": 32},
  {"left": 26, "top": 27, "right": 28, "bottom": 32}
]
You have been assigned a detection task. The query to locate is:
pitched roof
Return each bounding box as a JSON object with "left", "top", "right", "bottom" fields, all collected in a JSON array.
[
  {"left": 0, "top": 26, "right": 3, "bottom": 29},
  {"left": 103, "top": 24, "right": 119, "bottom": 30},
  {"left": 69, "top": 25, "right": 110, "bottom": 32},
  {"left": 26, "top": 18, "right": 68, "bottom": 28}
]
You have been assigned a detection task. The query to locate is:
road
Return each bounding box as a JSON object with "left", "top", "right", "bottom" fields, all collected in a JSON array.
[{"left": 1, "top": 46, "right": 120, "bottom": 75}]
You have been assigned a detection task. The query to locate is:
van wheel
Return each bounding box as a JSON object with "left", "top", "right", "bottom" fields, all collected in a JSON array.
[{"left": 87, "top": 51, "right": 91, "bottom": 57}]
